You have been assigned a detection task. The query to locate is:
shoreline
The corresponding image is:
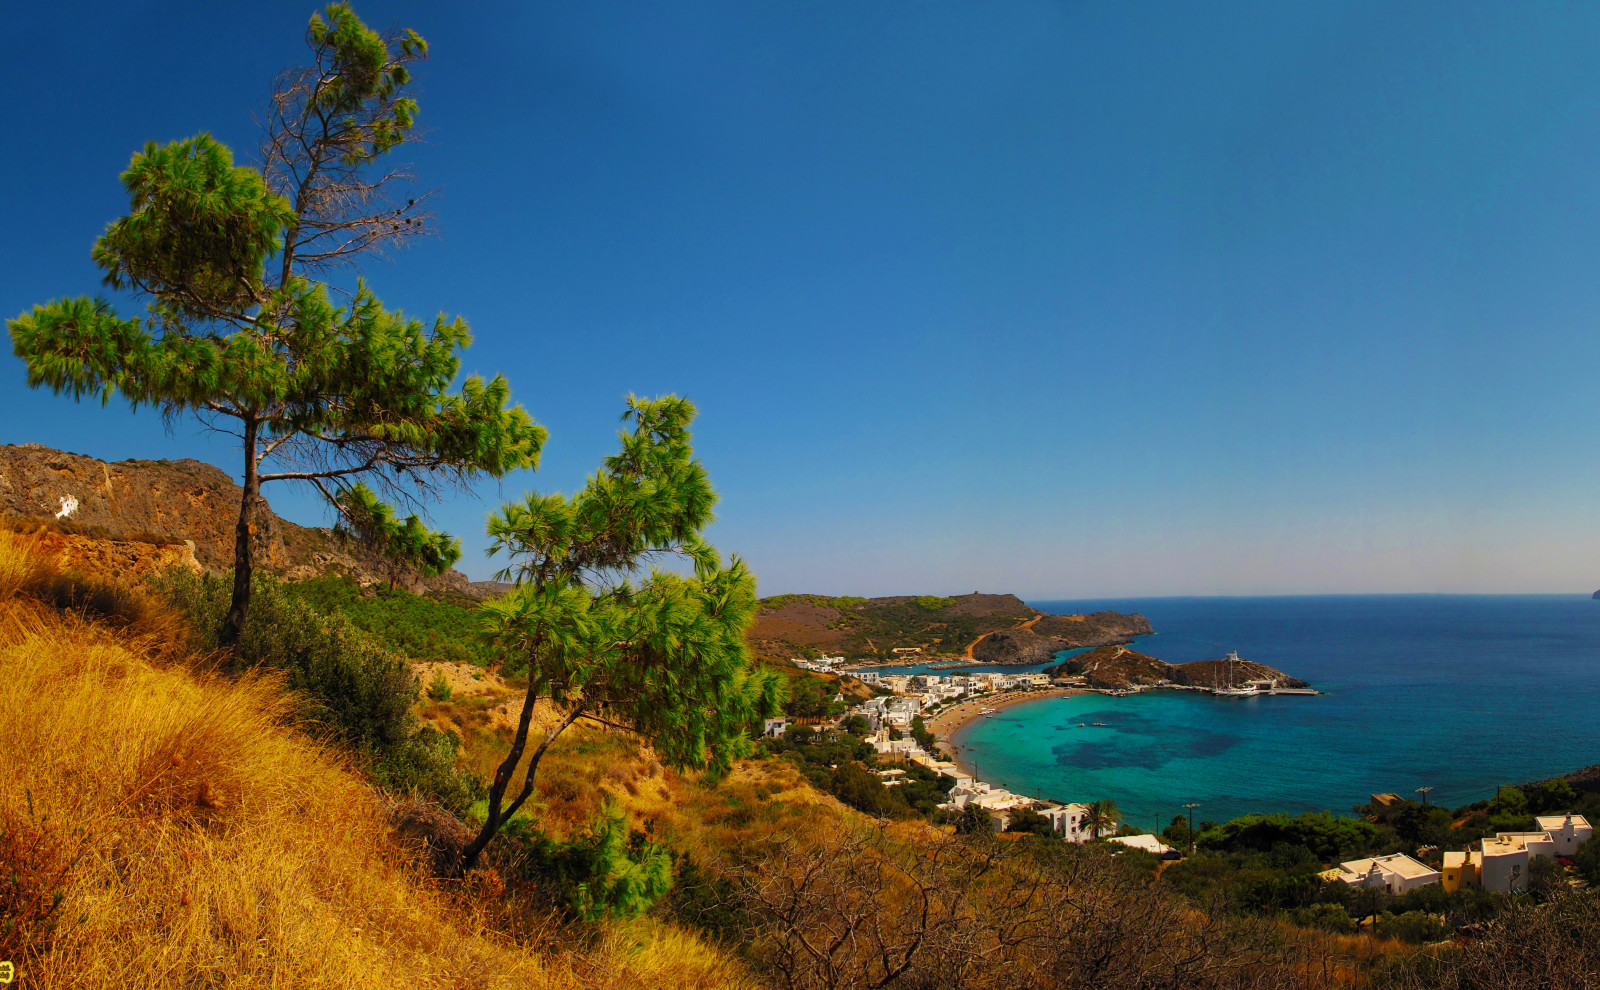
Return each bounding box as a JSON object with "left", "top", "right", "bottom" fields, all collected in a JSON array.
[{"left": 927, "top": 688, "right": 1083, "bottom": 777}]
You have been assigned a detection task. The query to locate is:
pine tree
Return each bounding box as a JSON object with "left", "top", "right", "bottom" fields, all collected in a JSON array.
[
  {"left": 7, "top": 5, "right": 543, "bottom": 643},
  {"left": 456, "top": 395, "right": 784, "bottom": 874},
  {"left": 334, "top": 482, "right": 461, "bottom": 592}
]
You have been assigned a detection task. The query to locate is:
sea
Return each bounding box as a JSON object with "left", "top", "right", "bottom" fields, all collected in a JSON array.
[{"left": 914, "top": 596, "right": 1600, "bottom": 831}]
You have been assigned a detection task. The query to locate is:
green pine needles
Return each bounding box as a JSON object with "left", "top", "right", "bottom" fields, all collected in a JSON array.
[
  {"left": 455, "top": 395, "right": 785, "bottom": 875},
  {"left": 7, "top": 4, "right": 544, "bottom": 644},
  {"left": 335, "top": 483, "right": 462, "bottom": 592}
]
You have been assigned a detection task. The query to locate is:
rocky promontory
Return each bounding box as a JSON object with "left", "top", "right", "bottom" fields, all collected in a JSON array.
[{"left": 1043, "top": 645, "right": 1311, "bottom": 690}]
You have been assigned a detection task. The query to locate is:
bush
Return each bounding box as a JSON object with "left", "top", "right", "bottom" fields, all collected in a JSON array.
[
  {"left": 427, "top": 670, "right": 453, "bottom": 702},
  {"left": 154, "top": 569, "right": 480, "bottom": 810},
  {"left": 1005, "top": 806, "right": 1056, "bottom": 838},
  {"left": 1373, "top": 910, "right": 1449, "bottom": 944},
  {"left": 507, "top": 800, "right": 672, "bottom": 922},
  {"left": 284, "top": 576, "right": 498, "bottom": 668},
  {"left": 1288, "top": 903, "right": 1356, "bottom": 934}
]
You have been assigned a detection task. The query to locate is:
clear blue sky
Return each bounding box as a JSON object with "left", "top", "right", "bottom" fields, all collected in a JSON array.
[{"left": 6, "top": 1, "right": 1600, "bottom": 596}]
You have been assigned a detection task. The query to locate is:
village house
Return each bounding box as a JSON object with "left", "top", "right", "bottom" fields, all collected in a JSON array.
[
  {"left": 1441, "top": 814, "right": 1592, "bottom": 893},
  {"left": 940, "top": 780, "right": 1031, "bottom": 815},
  {"left": 1330, "top": 853, "right": 1441, "bottom": 894},
  {"left": 1038, "top": 802, "right": 1096, "bottom": 843}
]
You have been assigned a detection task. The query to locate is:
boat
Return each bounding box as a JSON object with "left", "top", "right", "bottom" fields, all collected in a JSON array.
[{"left": 1092, "top": 722, "right": 1107, "bottom": 726}]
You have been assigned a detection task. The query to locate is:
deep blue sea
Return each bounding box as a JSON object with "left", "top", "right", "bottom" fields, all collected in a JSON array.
[{"left": 946, "top": 596, "right": 1600, "bottom": 831}]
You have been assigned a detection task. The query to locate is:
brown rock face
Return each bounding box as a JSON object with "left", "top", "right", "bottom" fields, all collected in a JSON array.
[{"left": 0, "top": 443, "right": 475, "bottom": 595}]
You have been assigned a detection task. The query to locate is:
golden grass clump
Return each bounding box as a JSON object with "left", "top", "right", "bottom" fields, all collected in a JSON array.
[{"left": 0, "top": 534, "right": 752, "bottom": 989}]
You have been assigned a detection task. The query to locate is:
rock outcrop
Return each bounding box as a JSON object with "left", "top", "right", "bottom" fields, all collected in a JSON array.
[
  {"left": 1043, "top": 645, "right": 1310, "bottom": 690},
  {"left": 0, "top": 443, "right": 479, "bottom": 595}
]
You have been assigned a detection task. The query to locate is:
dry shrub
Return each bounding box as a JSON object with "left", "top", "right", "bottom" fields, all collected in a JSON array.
[
  {"left": 0, "top": 799, "right": 78, "bottom": 964},
  {"left": 0, "top": 603, "right": 746, "bottom": 988},
  {"left": 0, "top": 530, "right": 191, "bottom": 659},
  {"left": 0, "top": 534, "right": 751, "bottom": 989},
  {"left": 0, "top": 531, "right": 43, "bottom": 599}
]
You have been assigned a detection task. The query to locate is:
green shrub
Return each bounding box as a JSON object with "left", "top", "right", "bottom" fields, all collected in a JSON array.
[
  {"left": 283, "top": 576, "right": 497, "bottom": 668},
  {"left": 1288, "top": 903, "right": 1356, "bottom": 934},
  {"left": 153, "top": 569, "right": 481, "bottom": 811},
  {"left": 1374, "top": 910, "right": 1449, "bottom": 944},
  {"left": 497, "top": 800, "right": 672, "bottom": 922},
  {"left": 427, "top": 670, "right": 453, "bottom": 702}
]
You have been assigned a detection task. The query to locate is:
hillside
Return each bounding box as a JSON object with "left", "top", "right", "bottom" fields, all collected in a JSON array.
[
  {"left": 1044, "top": 645, "right": 1310, "bottom": 690},
  {"left": 0, "top": 443, "right": 482, "bottom": 595},
  {"left": 747, "top": 592, "right": 1151, "bottom": 662}
]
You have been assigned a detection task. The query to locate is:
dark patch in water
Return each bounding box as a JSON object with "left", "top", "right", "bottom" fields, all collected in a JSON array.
[{"left": 1051, "top": 710, "right": 1239, "bottom": 771}]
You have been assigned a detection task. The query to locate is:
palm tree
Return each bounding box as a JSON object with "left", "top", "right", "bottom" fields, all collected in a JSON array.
[{"left": 1084, "top": 799, "right": 1120, "bottom": 839}]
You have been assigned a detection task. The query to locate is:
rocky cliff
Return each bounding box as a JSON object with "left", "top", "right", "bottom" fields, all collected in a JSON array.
[{"left": 0, "top": 443, "right": 476, "bottom": 595}]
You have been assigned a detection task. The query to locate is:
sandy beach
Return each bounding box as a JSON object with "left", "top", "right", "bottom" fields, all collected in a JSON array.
[{"left": 927, "top": 688, "right": 1083, "bottom": 772}]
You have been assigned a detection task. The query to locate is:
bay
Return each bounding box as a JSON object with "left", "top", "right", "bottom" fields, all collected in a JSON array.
[{"left": 949, "top": 595, "right": 1600, "bottom": 829}]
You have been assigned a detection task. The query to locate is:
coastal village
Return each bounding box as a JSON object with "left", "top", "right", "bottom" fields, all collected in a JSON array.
[
  {"left": 778, "top": 646, "right": 1597, "bottom": 901},
  {"left": 774, "top": 647, "right": 1323, "bottom": 853}
]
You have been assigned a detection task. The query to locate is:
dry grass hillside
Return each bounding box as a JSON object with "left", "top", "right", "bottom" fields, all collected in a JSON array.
[{"left": 0, "top": 531, "right": 755, "bottom": 989}]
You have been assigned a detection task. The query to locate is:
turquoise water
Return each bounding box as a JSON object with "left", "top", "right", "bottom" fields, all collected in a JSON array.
[{"left": 951, "top": 595, "right": 1600, "bottom": 830}]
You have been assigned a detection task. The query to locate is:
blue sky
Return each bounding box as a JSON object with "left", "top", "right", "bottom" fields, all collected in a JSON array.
[{"left": 6, "top": 1, "right": 1600, "bottom": 596}]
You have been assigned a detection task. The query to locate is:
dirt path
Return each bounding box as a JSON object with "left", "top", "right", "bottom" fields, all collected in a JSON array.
[{"left": 963, "top": 610, "right": 1045, "bottom": 658}]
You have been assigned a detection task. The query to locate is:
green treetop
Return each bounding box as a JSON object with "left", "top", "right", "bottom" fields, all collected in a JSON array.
[
  {"left": 455, "top": 395, "right": 785, "bottom": 874},
  {"left": 334, "top": 482, "right": 462, "bottom": 592},
  {"left": 8, "top": 4, "right": 543, "bottom": 643}
]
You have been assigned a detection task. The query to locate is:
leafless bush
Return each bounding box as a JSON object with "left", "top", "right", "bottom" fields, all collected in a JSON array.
[
  {"left": 733, "top": 826, "right": 1352, "bottom": 990},
  {"left": 1378, "top": 888, "right": 1600, "bottom": 990}
]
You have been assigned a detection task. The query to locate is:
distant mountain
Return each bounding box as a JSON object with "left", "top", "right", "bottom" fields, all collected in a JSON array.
[
  {"left": 748, "top": 592, "right": 1151, "bottom": 663},
  {"left": 0, "top": 443, "right": 486, "bottom": 596}
]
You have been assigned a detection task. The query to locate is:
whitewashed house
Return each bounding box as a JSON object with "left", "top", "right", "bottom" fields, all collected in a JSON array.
[
  {"left": 1536, "top": 814, "right": 1593, "bottom": 855},
  {"left": 1038, "top": 803, "right": 1096, "bottom": 843},
  {"left": 1333, "top": 853, "right": 1440, "bottom": 894}
]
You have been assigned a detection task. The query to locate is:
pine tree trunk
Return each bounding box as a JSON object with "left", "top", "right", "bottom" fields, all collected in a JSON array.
[{"left": 219, "top": 420, "right": 260, "bottom": 647}]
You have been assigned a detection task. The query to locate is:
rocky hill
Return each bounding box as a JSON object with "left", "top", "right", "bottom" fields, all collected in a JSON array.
[
  {"left": 1044, "top": 645, "right": 1310, "bottom": 690},
  {"left": 748, "top": 592, "right": 1151, "bottom": 662},
  {"left": 0, "top": 443, "right": 479, "bottom": 595}
]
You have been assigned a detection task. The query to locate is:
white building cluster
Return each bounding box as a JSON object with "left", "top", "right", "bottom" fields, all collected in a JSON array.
[{"left": 1442, "top": 814, "right": 1593, "bottom": 894}]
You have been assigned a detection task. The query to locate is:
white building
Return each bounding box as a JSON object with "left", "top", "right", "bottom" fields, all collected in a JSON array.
[
  {"left": 1333, "top": 853, "right": 1441, "bottom": 894},
  {"left": 941, "top": 780, "right": 1031, "bottom": 814},
  {"left": 883, "top": 697, "right": 923, "bottom": 726},
  {"left": 1108, "top": 834, "right": 1177, "bottom": 857},
  {"left": 762, "top": 717, "right": 789, "bottom": 738},
  {"left": 1455, "top": 816, "right": 1593, "bottom": 893},
  {"left": 1038, "top": 803, "right": 1096, "bottom": 843},
  {"left": 1535, "top": 814, "right": 1593, "bottom": 855},
  {"left": 872, "top": 736, "right": 926, "bottom": 759}
]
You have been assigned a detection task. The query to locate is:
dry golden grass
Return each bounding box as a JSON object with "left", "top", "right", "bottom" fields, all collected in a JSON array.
[{"left": 0, "top": 533, "right": 755, "bottom": 989}]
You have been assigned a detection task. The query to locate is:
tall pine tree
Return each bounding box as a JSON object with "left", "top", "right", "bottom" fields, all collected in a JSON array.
[
  {"left": 8, "top": 5, "right": 543, "bottom": 643},
  {"left": 456, "top": 395, "right": 784, "bottom": 874}
]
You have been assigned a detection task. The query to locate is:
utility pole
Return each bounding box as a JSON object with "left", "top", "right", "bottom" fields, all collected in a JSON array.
[
  {"left": 1183, "top": 802, "right": 1201, "bottom": 857},
  {"left": 1415, "top": 786, "right": 1433, "bottom": 807}
]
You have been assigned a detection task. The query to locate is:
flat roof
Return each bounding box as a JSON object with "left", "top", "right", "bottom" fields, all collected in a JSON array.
[
  {"left": 1340, "top": 853, "right": 1439, "bottom": 879},
  {"left": 1536, "top": 814, "right": 1592, "bottom": 830},
  {"left": 1109, "top": 834, "right": 1174, "bottom": 854}
]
